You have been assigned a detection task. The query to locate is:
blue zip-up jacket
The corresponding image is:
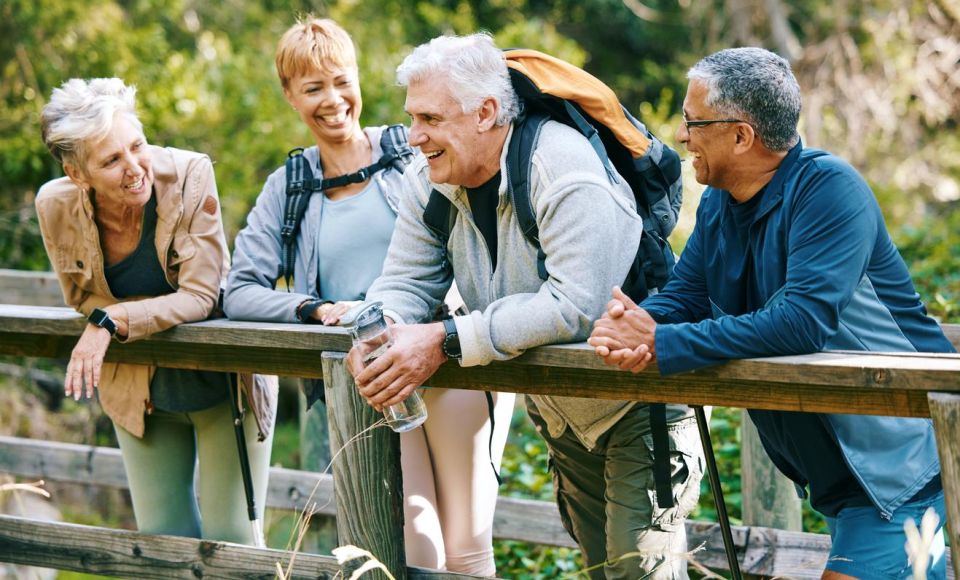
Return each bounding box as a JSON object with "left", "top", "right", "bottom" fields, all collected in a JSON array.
[{"left": 643, "top": 142, "right": 955, "bottom": 518}]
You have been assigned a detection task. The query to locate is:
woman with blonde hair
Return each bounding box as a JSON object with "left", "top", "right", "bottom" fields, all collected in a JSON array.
[
  {"left": 224, "top": 18, "right": 513, "bottom": 575},
  {"left": 36, "top": 77, "right": 276, "bottom": 544}
]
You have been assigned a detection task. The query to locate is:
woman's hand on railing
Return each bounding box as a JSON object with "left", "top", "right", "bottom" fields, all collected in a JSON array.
[
  {"left": 65, "top": 324, "right": 113, "bottom": 400},
  {"left": 317, "top": 300, "right": 361, "bottom": 326}
]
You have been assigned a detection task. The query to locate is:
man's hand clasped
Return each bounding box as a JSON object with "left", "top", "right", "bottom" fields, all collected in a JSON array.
[
  {"left": 347, "top": 322, "right": 447, "bottom": 411},
  {"left": 588, "top": 286, "right": 658, "bottom": 374}
]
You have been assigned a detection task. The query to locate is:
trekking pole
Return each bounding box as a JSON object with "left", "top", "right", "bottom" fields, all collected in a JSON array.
[
  {"left": 693, "top": 405, "right": 742, "bottom": 580},
  {"left": 228, "top": 373, "right": 265, "bottom": 547}
]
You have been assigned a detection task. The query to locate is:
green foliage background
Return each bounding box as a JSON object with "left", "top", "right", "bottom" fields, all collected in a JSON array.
[
  {"left": 2, "top": 0, "right": 957, "bottom": 320},
  {"left": 2, "top": 1, "right": 958, "bottom": 577}
]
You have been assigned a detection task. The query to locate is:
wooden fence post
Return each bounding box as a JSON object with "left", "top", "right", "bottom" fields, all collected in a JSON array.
[
  {"left": 929, "top": 393, "right": 960, "bottom": 579},
  {"left": 740, "top": 410, "right": 802, "bottom": 530},
  {"left": 322, "top": 352, "right": 406, "bottom": 580},
  {"left": 298, "top": 380, "right": 339, "bottom": 554}
]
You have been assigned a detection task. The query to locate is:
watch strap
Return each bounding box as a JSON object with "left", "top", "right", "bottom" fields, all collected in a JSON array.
[{"left": 441, "top": 317, "right": 461, "bottom": 360}]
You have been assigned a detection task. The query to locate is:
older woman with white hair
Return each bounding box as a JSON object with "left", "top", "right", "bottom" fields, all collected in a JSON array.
[{"left": 36, "top": 77, "right": 276, "bottom": 544}]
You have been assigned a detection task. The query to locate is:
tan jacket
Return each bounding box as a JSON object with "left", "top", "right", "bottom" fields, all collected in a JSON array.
[{"left": 35, "top": 146, "right": 276, "bottom": 438}]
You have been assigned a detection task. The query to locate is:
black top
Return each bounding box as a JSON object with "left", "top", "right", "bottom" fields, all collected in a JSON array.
[
  {"left": 466, "top": 171, "right": 501, "bottom": 272},
  {"left": 104, "top": 194, "right": 175, "bottom": 299},
  {"left": 727, "top": 187, "right": 765, "bottom": 316},
  {"left": 103, "top": 193, "right": 229, "bottom": 413}
]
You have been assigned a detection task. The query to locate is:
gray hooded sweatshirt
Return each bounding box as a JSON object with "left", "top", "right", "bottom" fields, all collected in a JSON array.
[{"left": 368, "top": 120, "right": 689, "bottom": 449}]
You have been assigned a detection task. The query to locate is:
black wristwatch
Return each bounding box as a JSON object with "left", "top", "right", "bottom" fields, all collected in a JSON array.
[
  {"left": 441, "top": 318, "right": 462, "bottom": 361},
  {"left": 87, "top": 307, "right": 118, "bottom": 336}
]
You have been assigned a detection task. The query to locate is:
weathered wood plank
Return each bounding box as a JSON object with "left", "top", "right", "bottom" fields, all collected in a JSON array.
[
  {"left": 0, "top": 515, "right": 478, "bottom": 580},
  {"left": 930, "top": 392, "right": 960, "bottom": 580},
  {"left": 0, "top": 514, "right": 340, "bottom": 579},
  {"left": 741, "top": 409, "right": 802, "bottom": 530},
  {"left": 323, "top": 353, "right": 405, "bottom": 580},
  {"left": 943, "top": 324, "right": 960, "bottom": 351},
  {"left": 6, "top": 435, "right": 954, "bottom": 577},
  {"left": 0, "top": 269, "right": 63, "bottom": 307},
  {"left": 2, "top": 306, "right": 959, "bottom": 416}
]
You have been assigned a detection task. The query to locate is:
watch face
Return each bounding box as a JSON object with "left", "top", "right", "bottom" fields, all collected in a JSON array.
[
  {"left": 88, "top": 308, "right": 117, "bottom": 335},
  {"left": 442, "top": 318, "right": 461, "bottom": 359},
  {"left": 89, "top": 309, "right": 107, "bottom": 325}
]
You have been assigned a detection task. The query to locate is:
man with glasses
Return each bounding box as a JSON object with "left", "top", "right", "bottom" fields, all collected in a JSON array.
[{"left": 590, "top": 47, "right": 954, "bottom": 579}]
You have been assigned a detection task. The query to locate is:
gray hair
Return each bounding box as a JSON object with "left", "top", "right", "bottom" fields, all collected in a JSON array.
[
  {"left": 396, "top": 33, "right": 519, "bottom": 126},
  {"left": 688, "top": 47, "right": 801, "bottom": 151},
  {"left": 41, "top": 78, "right": 143, "bottom": 169}
]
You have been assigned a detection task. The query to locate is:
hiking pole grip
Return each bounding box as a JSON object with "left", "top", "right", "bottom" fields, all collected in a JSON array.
[{"left": 694, "top": 405, "right": 743, "bottom": 580}]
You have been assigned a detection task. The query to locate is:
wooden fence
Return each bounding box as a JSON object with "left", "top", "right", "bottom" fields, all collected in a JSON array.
[{"left": 1, "top": 283, "right": 959, "bottom": 578}]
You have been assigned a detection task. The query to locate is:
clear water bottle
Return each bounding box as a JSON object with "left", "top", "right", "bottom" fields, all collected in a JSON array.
[{"left": 349, "top": 302, "right": 428, "bottom": 432}]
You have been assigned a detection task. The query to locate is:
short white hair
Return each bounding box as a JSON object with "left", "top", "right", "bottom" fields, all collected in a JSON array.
[
  {"left": 41, "top": 78, "right": 143, "bottom": 169},
  {"left": 396, "top": 33, "right": 519, "bottom": 126}
]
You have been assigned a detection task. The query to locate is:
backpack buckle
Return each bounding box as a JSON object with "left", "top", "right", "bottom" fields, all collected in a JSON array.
[
  {"left": 356, "top": 167, "right": 370, "bottom": 182},
  {"left": 289, "top": 180, "right": 305, "bottom": 194},
  {"left": 280, "top": 224, "right": 295, "bottom": 240}
]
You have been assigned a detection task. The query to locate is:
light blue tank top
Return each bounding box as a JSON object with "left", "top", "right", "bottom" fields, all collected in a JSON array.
[{"left": 316, "top": 179, "right": 396, "bottom": 301}]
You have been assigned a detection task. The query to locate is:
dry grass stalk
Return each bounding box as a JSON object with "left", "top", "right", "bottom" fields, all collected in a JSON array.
[
  {"left": 275, "top": 419, "right": 389, "bottom": 579},
  {"left": 0, "top": 479, "right": 50, "bottom": 499},
  {"left": 559, "top": 541, "right": 724, "bottom": 579}
]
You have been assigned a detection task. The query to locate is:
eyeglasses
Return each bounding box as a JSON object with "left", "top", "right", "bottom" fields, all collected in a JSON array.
[{"left": 682, "top": 115, "right": 745, "bottom": 130}]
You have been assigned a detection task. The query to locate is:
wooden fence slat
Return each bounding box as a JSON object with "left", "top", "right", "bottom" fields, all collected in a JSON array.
[
  {"left": 0, "top": 514, "right": 341, "bottom": 579},
  {"left": 0, "top": 269, "right": 63, "bottom": 307},
  {"left": 930, "top": 392, "right": 960, "bottom": 579},
  {"left": 5, "top": 435, "right": 953, "bottom": 577},
  {"left": 2, "top": 305, "right": 959, "bottom": 416},
  {"left": 0, "top": 515, "right": 477, "bottom": 580},
  {"left": 323, "top": 352, "right": 405, "bottom": 580},
  {"left": 740, "top": 410, "right": 802, "bottom": 530}
]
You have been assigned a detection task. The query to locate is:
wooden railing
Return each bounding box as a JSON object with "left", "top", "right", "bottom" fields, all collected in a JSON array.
[{"left": 1, "top": 298, "right": 959, "bottom": 578}]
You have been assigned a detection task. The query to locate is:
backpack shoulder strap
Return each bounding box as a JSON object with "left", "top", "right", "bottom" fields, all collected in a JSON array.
[
  {"left": 280, "top": 147, "right": 315, "bottom": 290},
  {"left": 279, "top": 127, "right": 414, "bottom": 290},
  {"left": 379, "top": 124, "right": 415, "bottom": 174},
  {"left": 423, "top": 189, "right": 455, "bottom": 274},
  {"left": 507, "top": 110, "right": 551, "bottom": 281}
]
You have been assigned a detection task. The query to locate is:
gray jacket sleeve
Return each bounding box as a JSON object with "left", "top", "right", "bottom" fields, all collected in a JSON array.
[
  {"left": 457, "top": 165, "right": 642, "bottom": 367},
  {"left": 224, "top": 168, "right": 314, "bottom": 322},
  {"left": 365, "top": 162, "right": 452, "bottom": 324}
]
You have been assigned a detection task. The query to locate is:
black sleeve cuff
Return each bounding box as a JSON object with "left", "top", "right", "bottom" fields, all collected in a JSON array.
[{"left": 296, "top": 299, "right": 332, "bottom": 323}]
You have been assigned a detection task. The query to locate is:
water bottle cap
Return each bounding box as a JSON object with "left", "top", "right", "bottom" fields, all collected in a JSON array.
[{"left": 353, "top": 301, "right": 384, "bottom": 328}]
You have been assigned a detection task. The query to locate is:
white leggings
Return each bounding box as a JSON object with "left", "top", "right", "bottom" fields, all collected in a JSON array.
[{"left": 400, "top": 388, "right": 515, "bottom": 576}]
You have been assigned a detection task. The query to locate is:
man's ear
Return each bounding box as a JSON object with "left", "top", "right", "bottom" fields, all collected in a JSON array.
[
  {"left": 63, "top": 163, "right": 90, "bottom": 192},
  {"left": 733, "top": 122, "right": 757, "bottom": 154},
  {"left": 477, "top": 96, "right": 499, "bottom": 132}
]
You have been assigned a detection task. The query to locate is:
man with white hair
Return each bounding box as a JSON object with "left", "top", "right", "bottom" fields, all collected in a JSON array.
[
  {"left": 591, "top": 46, "right": 953, "bottom": 579},
  {"left": 349, "top": 33, "right": 702, "bottom": 579}
]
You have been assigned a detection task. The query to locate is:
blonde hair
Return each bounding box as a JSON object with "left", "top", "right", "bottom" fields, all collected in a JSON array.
[
  {"left": 275, "top": 17, "right": 358, "bottom": 89},
  {"left": 40, "top": 78, "right": 143, "bottom": 169}
]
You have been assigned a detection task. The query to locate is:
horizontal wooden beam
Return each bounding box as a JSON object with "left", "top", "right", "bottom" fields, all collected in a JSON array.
[
  {"left": 1, "top": 305, "right": 959, "bottom": 416},
  {"left": 4, "top": 436, "right": 953, "bottom": 578},
  {"left": 0, "top": 269, "right": 63, "bottom": 307},
  {"left": 0, "top": 515, "right": 477, "bottom": 580}
]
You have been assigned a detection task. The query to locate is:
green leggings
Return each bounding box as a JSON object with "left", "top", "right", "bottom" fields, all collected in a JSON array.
[{"left": 113, "top": 399, "right": 275, "bottom": 544}]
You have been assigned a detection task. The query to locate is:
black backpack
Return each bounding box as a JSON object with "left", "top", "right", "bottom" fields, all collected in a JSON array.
[
  {"left": 421, "top": 49, "right": 682, "bottom": 506},
  {"left": 279, "top": 124, "right": 415, "bottom": 290}
]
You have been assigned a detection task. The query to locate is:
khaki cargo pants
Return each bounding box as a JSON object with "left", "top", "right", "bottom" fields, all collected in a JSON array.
[{"left": 527, "top": 400, "right": 704, "bottom": 579}]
